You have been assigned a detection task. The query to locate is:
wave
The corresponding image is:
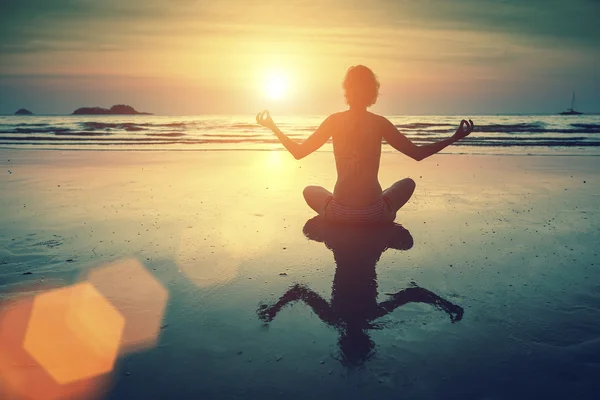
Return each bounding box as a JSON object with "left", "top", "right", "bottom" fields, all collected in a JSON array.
[
  {"left": 0, "top": 136, "right": 279, "bottom": 144},
  {"left": 1, "top": 116, "right": 599, "bottom": 154},
  {"left": 80, "top": 122, "right": 150, "bottom": 131},
  {"left": 474, "top": 123, "right": 600, "bottom": 134},
  {"left": 454, "top": 141, "right": 600, "bottom": 147},
  {"left": 2, "top": 128, "right": 73, "bottom": 134},
  {"left": 229, "top": 123, "right": 258, "bottom": 129},
  {"left": 571, "top": 123, "right": 600, "bottom": 129},
  {"left": 2, "top": 135, "right": 599, "bottom": 148},
  {"left": 79, "top": 121, "right": 200, "bottom": 130},
  {"left": 55, "top": 131, "right": 114, "bottom": 136},
  {"left": 469, "top": 123, "right": 545, "bottom": 133},
  {"left": 4, "top": 121, "right": 600, "bottom": 135},
  {"left": 396, "top": 123, "right": 455, "bottom": 129},
  {"left": 146, "top": 132, "right": 186, "bottom": 137},
  {"left": 411, "top": 129, "right": 455, "bottom": 134}
]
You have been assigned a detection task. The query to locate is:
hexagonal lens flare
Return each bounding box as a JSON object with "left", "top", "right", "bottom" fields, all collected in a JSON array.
[
  {"left": 23, "top": 283, "right": 125, "bottom": 385},
  {"left": 86, "top": 258, "right": 168, "bottom": 353},
  {"left": 0, "top": 293, "right": 113, "bottom": 400}
]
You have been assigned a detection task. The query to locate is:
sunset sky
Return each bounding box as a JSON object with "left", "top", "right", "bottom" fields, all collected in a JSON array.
[{"left": 1, "top": 0, "right": 598, "bottom": 115}]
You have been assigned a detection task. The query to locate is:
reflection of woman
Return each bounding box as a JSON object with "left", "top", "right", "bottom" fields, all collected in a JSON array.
[
  {"left": 258, "top": 217, "right": 464, "bottom": 366},
  {"left": 256, "top": 65, "right": 474, "bottom": 224}
]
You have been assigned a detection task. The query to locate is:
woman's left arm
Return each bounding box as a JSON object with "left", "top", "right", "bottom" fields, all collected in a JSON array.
[{"left": 257, "top": 110, "right": 333, "bottom": 160}]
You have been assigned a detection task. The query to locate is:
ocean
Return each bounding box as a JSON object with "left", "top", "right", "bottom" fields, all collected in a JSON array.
[{"left": 1, "top": 114, "right": 599, "bottom": 155}]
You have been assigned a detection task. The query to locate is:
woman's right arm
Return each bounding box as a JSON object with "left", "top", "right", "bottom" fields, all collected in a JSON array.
[
  {"left": 256, "top": 110, "right": 333, "bottom": 160},
  {"left": 381, "top": 117, "right": 473, "bottom": 161}
]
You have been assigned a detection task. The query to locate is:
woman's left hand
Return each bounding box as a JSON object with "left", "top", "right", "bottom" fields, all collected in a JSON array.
[{"left": 453, "top": 119, "right": 474, "bottom": 140}]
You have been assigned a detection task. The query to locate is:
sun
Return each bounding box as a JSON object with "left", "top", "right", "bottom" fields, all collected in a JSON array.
[{"left": 264, "top": 72, "right": 289, "bottom": 100}]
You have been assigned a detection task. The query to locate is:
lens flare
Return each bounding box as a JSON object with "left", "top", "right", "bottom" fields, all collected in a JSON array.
[
  {"left": 23, "top": 283, "right": 125, "bottom": 384},
  {"left": 86, "top": 258, "right": 168, "bottom": 353},
  {"left": 0, "top": 292, "right": 115, "bottom": 400}
]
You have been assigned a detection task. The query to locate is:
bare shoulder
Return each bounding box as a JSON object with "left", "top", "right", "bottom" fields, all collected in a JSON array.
[
  {"left": 367, "top": 112, "right": 392, "bottom": 124},
  {"left": 325, "top": 111, "right": 346, "bottom": 122},
  {"left": 321, "top": 111, "right": 348, "bottom": 129},
  {"left": 365, "top": 112, "right": 394, "bottom": 132}
]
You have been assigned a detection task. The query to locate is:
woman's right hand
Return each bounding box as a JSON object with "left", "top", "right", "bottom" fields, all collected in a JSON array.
[
  {"left": 256, "top": 110, "right": 276, "bottom": 130},
  {"left": 453, "top": 119, "right": 474, "bottom": 140}
]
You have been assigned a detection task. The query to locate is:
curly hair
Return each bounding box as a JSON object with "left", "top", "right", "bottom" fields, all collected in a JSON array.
[{"left": 342, "top": 65, "right": 380, "bottom": 108}]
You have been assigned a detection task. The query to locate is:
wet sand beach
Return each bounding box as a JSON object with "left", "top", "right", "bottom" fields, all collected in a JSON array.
[{"left": 1, "top": 150, "right": 599, "bottom": 399}]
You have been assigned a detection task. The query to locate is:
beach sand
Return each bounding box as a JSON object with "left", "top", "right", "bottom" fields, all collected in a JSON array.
[{"left": 1, "top": 149, "right": 599, "bottom": 399}]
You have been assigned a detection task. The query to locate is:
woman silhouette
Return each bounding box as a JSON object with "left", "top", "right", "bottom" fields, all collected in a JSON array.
[
  {"left": 256, "top": 65, "right": 474, "bottom": 224},
  {"left": 258, "top": 217, "right": 464, "bottom": 366}
]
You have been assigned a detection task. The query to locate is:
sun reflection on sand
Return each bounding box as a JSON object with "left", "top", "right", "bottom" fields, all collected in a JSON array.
[
  {"left": 176, "top": 151, "right": 299, "bottom": 288},
  {"left": 266, "top": 149, "right": 284, "bottom": 167},
  {"left": 263, "top": 149, "right": 295, "bottom": 171}
]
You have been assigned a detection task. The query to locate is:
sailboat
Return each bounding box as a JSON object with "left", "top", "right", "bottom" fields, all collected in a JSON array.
[{"left": 560, "top": 92, "right": 583, "bottom": 115}]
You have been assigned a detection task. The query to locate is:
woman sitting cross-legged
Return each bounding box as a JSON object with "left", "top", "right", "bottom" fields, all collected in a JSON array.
[{"left": 256, "top": 65, "right": 474, "bottom": 224}]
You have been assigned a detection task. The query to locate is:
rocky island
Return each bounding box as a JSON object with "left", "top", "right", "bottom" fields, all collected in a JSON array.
[
  {"left": 15, "top": 108, "right": 34, "bottom": 115},
  {"left": 72, "top": 104, "right": 152, "bottom": 115}
]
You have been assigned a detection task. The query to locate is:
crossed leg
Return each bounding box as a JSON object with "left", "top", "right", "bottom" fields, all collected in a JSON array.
[
  {"left": 303, "top": 186, "right": 333, "bottom": 215},
  {"left": 383, "top": 178, "right": 416, "bottom": 213}
]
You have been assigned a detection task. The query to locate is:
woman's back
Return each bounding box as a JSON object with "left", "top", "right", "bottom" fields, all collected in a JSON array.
[{"left": 331, "top": 110, "right": 384, "bottom": 207}]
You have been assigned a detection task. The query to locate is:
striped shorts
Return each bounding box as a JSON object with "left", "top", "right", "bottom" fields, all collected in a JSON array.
[{"left": 324, "top": 196, "right": 396, "bottom": 224}]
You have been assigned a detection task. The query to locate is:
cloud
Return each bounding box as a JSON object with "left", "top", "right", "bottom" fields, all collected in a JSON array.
[
  {"left": 2, "top": 0, "right": 599, "bottom": 54},
  {"left": 1, "top": 0, "right": 598, "bottom": 114},
  {"left": 401, "top": 0, "right": 600, "bottom": 48}
]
